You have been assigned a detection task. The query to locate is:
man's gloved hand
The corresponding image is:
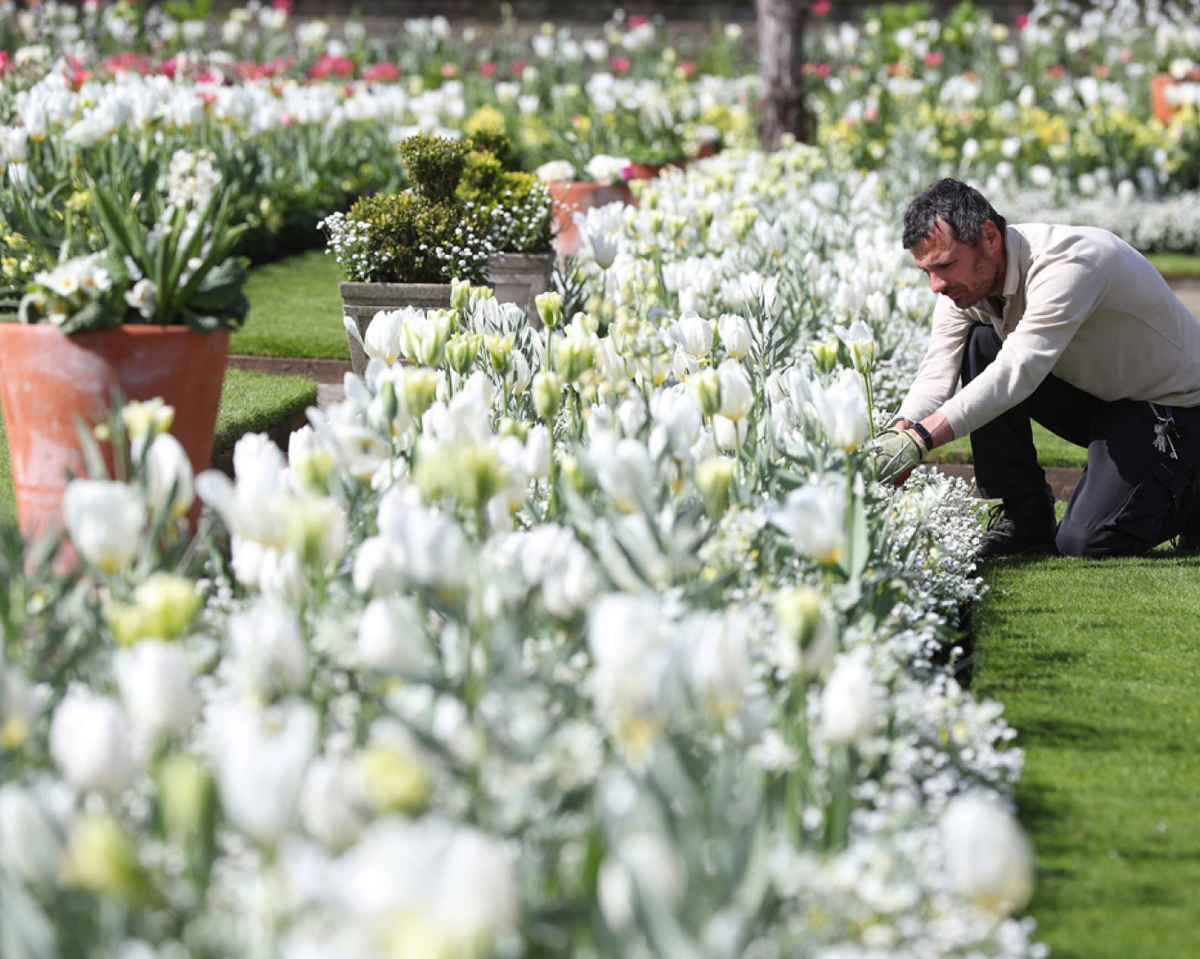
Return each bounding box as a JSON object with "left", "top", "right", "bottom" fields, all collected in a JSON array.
[{"left": 873, "top": 428, "right": 925, "bottom": 485}]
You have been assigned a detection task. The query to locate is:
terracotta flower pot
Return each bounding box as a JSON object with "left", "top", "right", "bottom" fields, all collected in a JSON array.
[
  {"left": 339, "top": 281, "right": 453, "bottom": 375},
  {"left": 0, "top": 323, "right": 229, "bottom": 541},
  {"left": 489, "top": 251, "right": 556, "bottom": 325},
  {"left": 549, "top": 181, "right": 635, "bottom": 256}
]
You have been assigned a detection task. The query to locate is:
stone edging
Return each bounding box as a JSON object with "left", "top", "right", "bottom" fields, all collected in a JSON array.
[{"left": 229, "top": 354, "right": 351, "bottom": 384}]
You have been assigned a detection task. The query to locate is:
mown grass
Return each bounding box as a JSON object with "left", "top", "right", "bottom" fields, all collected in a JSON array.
[
  {"left": 1147, "top": 251, "right": 1200, "bottom": 277},
  {"left": 0, "top": 368, "right": 316, "bottom": 527},
  {"left": 929, "top": 421, "right": 1089, "bottom": 469},
  {"left": 972, "top": 550, "right": 1200, "bottom": 959},
  {"left": 229, "top": 250, "right": 348, "bottom": 359}
]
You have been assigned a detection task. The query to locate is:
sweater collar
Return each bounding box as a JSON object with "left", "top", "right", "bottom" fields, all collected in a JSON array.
[{"left": 1001, "top": 226, "right": 1028, "bottom": 300}]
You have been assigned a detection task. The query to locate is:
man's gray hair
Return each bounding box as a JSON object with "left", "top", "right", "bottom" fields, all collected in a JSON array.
[{"left": 902, "top": 178, "right": 1007, "bottom": 250}]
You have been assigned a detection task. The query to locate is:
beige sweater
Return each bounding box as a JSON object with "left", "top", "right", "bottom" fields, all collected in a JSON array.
[{"left": 897, "top": 224, "right": 1200, "bottom": 438}]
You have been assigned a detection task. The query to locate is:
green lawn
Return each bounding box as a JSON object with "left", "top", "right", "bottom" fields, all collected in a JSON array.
[
  {"left": 930, "top": 421, "right": 1089, "bottom": 469},
  {"left": 972, "top": 550, "right": 1200, "bottom": 959},
  {"left": 230, "top": 250, "right": 349, "bottom": 359},
  {"left": 0, "top": 368, "right": 316, "bottom": 525},
  {"left": 1148, "top": 251, "right": 1200, "bottom": 277}
]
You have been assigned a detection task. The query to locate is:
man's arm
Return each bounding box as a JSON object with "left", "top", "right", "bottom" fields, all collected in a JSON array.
[{"left": 894, "top": 300, "right": 977, "bottom": 425}]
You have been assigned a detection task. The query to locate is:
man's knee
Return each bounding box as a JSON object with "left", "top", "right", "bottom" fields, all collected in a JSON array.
[
  {"left": 961, "top": 324, "right": 1002, "bottom": 383},
  {"left": 1055, "top": 517, "right": 1148, "bottom": 559}
]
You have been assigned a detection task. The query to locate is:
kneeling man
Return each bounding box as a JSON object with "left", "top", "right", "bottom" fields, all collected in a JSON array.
[{"left": 876, "top": 178, "right": 1200, "bottom": 558}]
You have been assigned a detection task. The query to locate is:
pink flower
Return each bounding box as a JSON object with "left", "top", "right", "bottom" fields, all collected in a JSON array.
[
  {"left": 479, "top": 60, "right": 497, "bottom": 77},
  {"left": 628, "top": 14, "right": 649, "bottom": 26},
  {"left": 611, "top": 56, "right": 631, "bottom": 74},
  {"left": 272, "top": 0, "right": 292, "bottom": 12},
  {"left": 923, "top": 52, "right": 943, "bottom": 67},
  {"left": 812, "top": 0, "right": 832, "bottom": 16},
  {"left": 363, "top": 62, "right": 400, "bottom": 83},
  {"left": 1014, "top": 14, "right": 1029, "bottom": 29},
  {"left": 511, "top": 59, "right": 527, "bottom": 76},
  {"left": 441, "top": 62, "right": 458, "bottom": 79}
]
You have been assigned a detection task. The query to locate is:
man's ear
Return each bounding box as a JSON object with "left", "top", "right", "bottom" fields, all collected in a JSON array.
[{"left": 983, "top": 219, "right": 1003, "bottom": 252}]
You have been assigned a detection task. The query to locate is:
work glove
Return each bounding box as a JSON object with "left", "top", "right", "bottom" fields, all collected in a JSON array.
[{"left": 873, "top": 427, "right": 925, "bottom": 485}]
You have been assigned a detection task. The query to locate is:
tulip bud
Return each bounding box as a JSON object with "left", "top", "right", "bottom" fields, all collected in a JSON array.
[
  {"left": 552, "top": 334, "right": 595, "bottom": 382},
  {"left": 451, "top": 277, "right": 472, "bottom": 312},
  {"left": 694, "top": 457, "right": 736, "bottom": 515},
  {"left": 380, "top": 378, "right": 399, "bottom": 425},
  {"left": 121, "top": 398, "right": 175, "bottom": 443},
  {"left": 535, "top": 290, "right": 563, "bottom": 330},
  {"left": 158, "top": 753, "right": 215, "bottom": 841},
  {"left": 106, "top": 573, "right": 201, "bottom": 646},
  {"left": 532, "top": 371, "right": 564, "bottom": 420},
  {"left": 773, "top": 586, "right": 836, "bottom": 677},
  {"left": 64, "top": 814, "right": 151, "bottom": 903},
  {"left": 693, "top": 369, "right": 722, "bottom": 417},
  {"left": 445, "top": 331, "right": 482, "bottom": 375},
  {"left": 809, "top": 340, "right": 840, "bottom": 374},
  {"left": 399, "top": 368, "right": 441, "bottom": 419},
  {"left": 940, "top": 793, "right": 1035, "bottom": 916},
  {"left": 485, "top": 332, "right": 516, "bottom": 377}
]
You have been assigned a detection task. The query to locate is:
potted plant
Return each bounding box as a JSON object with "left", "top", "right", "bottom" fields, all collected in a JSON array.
[
  {"left": 0, "top": 157, "right": 249, "bottom": 540},
  {"left": 458, "top": 140, "right": 556, "bottom": 322},
  {"left": 536, "top": 155, "right": 635, "bottom": 256},
  {"left": 321, "top": 134, "right": 495, "bottom": 374}
]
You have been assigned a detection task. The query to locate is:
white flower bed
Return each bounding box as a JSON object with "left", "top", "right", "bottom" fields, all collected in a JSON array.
[{"left": 0, "top": 148, "right": 1049, "bottom": 959}]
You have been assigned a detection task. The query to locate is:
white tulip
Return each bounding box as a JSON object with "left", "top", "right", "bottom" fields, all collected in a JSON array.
[
  {"left": 649, "top": 385, "right": 702, "bottom": 458},
  {"left": 0, "top": 782, "right": 66, "bottom": 886},
  {"left": 63, "top": 481, "right": 146, "bottom": 572},
  {"left": 144, "top": 433, "right": 195, "bottom": 519},
  {"left": 352, "top": 535, "right": 406, "bottom": 597},
  {"left": 940, "top": 793, "right": 1035, "bottom": 915},
  {"left": 590, "top": 431, "right": 657, "bottom": 513},
  {"left": 834, "top": 319, "right": 877, "bottom": 372},
  {"left": 820, "top": 649, "right": 880, "bottom": 744},
  {"left": 228, "top": 601, "right": 309, "bottom": 696},
  {"left": 712, "top": 414, "right": 749, "bottom": 454},
  {"left": 358, "top": 597, "right": 430, "bottom": 675},
  {"left": 717, "top": 359, "right": 754, "bottom": 422},
  {"left": 770, "top": 478, "right": 847, "bottom": 566},
  {"left": 687, "top": 611, "right": 751, "bottom": 720},
  {"left": 50, "top": 687, "right": 135, "bottom": 794},
  {"left": 298, "top": 756, "right": 371, "bottom": 851},
  {"left": 209, "top": 699, "right": 317, "bottom": 846},
  {"left": 598, "top": 832, "right": 687, "bottom": 931},
  {"left": 811, "top": 369, "right": 870, "bottom": 454},
  {"left": 718, "top": 312, "right": 755, "bottom": 359},
  {"left": 115, "top": 641, "right": 199, "bottom": 739},
  {"left": 669, "top": 309, "right": 713, "bottom": 358},
  {"left": 362, "top": 308, "right": 408, "bottom": 366},
  {"left": 336, "top": 816, "right": 517, "bottom": 954},
  {"left": 524, "top": 425, "right": 552, "bottom": 480}
]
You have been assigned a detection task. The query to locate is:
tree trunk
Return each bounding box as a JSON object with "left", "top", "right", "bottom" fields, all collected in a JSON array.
[{"left": 756, "top": 0, "right": 808, "bottom": 149}]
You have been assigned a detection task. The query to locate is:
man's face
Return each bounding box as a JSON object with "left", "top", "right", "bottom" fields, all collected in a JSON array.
[{"left": 910, "top": 218, "right": 1005, "bottom": 310}]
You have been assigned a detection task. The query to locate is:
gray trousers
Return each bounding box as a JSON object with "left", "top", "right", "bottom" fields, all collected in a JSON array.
[{"left": 963, "top": 324, "right": 1200, "bottom": 557}]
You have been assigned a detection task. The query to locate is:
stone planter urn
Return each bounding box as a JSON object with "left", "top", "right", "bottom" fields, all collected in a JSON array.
[
  {"left": 339, "top": 281, "right": 452, "bottom": 375},
  {"left": 489, "top": 252, "right": 556, "bottom": 324}
]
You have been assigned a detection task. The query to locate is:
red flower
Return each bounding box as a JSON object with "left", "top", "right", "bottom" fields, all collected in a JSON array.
[
  {"left": 678, "top": 60, "right": 697, "bottom": 80},
  {"left": 511, "top": 59, "right": 526, "bottom": 77},
  {"left": 271, "top": 0, "right": 292, "bottom": 11},
  {"left": 363, "top": 62, "right": 400, "bottom": 83},
  {"left": 628, "top": 14, "right": 649, "bottom": 27},
  {"left": 0, "top": 51, "right": 12, "bottom": 75},
  {"left": 1046, "top": 64, "right": 1065, "bottom": 79},
  {"left": 611, "top": 55, "right": 631, "bottom": 74},
  {"left": 479, "top": 60, "right": 497, "bottom": 77},
  {"left": 811, "top": 0, "right": 832, "bottom": 16},
  {"left": 1014, "top": 14, "right": 1029, "bottom": 29},
  {"left": 922, "top": 51, "right": 943, "bottom": 68}
]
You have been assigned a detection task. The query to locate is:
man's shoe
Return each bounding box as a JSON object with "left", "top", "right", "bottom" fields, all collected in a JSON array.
[
  {"left": 979, "top": 490, "right": 1057, "bottom": 559},
  {"left": 1177, "top": 493, "right": 1200, "bottom": 549}
]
